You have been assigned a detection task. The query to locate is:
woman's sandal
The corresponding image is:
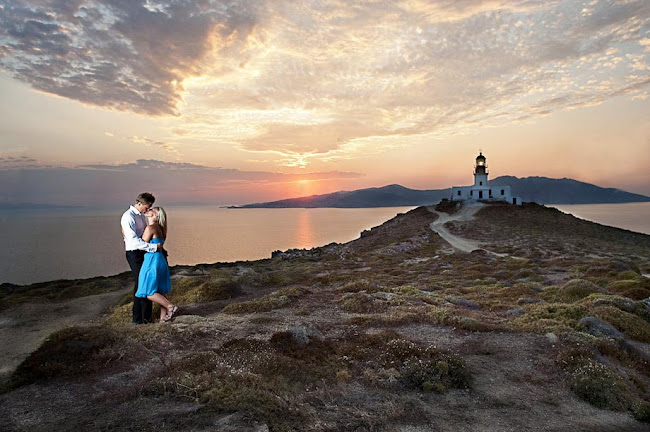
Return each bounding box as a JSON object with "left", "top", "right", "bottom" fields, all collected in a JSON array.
[{"left": 163, "top": 305, "right": 179, "bottom": 322}]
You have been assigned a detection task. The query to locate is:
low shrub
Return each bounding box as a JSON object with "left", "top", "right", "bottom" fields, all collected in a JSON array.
[
  {"left": 593, "top": 306, "right": 650, "bottom": 343},
  {"left": 512, "top": 303, "right": 587, "bottom": 334},
  {"left": 558, "top": 279, "right": 607, "bottom": 302},
  {"left": 170, "top": 277, "right": 242, "bottom": 304},
  {"left": 606, "top": 279, "right": 650, "bottom": 300},
  {"left": 337, "top": 279, "right": 380, "bottom": 293},
  {"left": 570, "top": 360, "right": 627, "bottom": 410},
  {"left": 339, "top": 292, "right": 389, "bottom": 313},
  {"left": 10, "top": 326, "right": 122, "bottom": 388},
  {"left": 222, "top": 286, "right": 309, "bottom": 314}
]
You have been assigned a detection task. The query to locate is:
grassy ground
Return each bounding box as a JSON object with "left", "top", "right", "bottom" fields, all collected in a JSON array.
[{"left": 2, "top": 203, "right": 650, "bottom": 431}]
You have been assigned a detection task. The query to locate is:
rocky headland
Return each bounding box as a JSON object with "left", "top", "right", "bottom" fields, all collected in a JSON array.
[{"left": 2, "top": 202, "right": 650, "bottom": 431}]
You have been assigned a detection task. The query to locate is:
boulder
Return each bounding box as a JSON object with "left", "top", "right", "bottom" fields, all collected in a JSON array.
[
  {"left": 506, "top": 308, "right": 525, "bottom": 318},
  {"left": 286, "top": 322, "right": 324, "bottom": 347},
  {"left": 579, "top": 316, "right": 624, "bottom": 340},
  {"left": 518, "top": 297, "right": 544, "bottom": 305},
  {"left": 454, "top": 299, "right": 481, "bottom": 310},
  {"left": 546, "top": 333, "right": 559, "bottom": 343}
]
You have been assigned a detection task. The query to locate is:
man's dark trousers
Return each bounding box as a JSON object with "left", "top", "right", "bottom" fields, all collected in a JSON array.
[{"left": 126, "top": 250, "right": 153, "bottom": 324}]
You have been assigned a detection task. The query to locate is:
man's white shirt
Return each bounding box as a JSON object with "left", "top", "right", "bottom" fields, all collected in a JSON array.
[{"left": 121, "top": 205, "right": 158, "bottom": 253}]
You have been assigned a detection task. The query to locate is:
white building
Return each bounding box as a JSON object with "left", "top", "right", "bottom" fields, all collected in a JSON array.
[{"left": 450, "top": 152, "right": 521, "bottom": 205}]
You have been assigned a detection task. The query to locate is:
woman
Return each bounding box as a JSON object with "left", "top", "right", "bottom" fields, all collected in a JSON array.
[{"left": 135, "top": 207, "right": 179, "bottom": 322}]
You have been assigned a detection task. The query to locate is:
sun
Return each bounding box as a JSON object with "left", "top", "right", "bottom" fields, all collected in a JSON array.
[{"left": 291, "top": 179, "right": 318, "bottom": 197}]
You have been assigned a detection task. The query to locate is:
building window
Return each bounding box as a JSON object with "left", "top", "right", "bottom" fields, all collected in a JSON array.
[
  {"left": 470, "top": 190, "right": 473, "bottom": 196},
  {"left": 501, "top": 189, "right": 504, "bottom": 195},
  {"left": 457, "top": 190, "right": 461, "bottom": 196},
  {"left": 489, "top": 189, "right": 492, "bottom": 197},
  {"left": 479, "top": 181, "right": 482, "bottom": 186}
]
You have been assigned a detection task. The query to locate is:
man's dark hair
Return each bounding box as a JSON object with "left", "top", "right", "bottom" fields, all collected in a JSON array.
[{"left": 136, "top": 192, "right": 155, "bottom": 205}]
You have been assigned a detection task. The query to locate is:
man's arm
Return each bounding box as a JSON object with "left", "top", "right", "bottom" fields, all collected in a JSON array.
[{"left": 121, "top": 212, "right": 158, "bottom": 253}]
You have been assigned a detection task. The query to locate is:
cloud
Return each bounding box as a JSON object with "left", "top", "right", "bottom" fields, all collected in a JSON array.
[
  {"left": 0, "top": 0, "right": 262, "bottom": 115},
  {"left": 0, "top": 155, "right": 40, "bottom": 168},
  {"left": 2, "top": 0, "right": 650, "bottom": 166},
  {"left": 175, "top": 0, "right": 650, "bottom": 165},
  {"left": 129, "top": 135, "right": 179, "bottom": 154}
]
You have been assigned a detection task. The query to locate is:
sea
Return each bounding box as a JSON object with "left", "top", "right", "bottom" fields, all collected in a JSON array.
[{"left": 2, "top": 202, "right": 649, "bottom": 286}]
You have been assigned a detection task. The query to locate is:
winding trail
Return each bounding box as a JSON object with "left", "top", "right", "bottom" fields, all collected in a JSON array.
[
  {"left": 0, "top": 287, "right": 130, "bottom": 377},
  {"left": 428, "top": 202, "right": 507, "bottom": 256}
]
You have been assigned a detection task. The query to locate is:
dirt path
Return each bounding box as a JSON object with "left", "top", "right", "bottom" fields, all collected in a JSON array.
[
  {"left": 0, "top": 287, "right": 130, "bottom": 377},
  {"left": 428, "top": 203, "right": 509, "bottom": 257},
  {"left": 428, "top": 203, "right": 483, "bottom": 252}
]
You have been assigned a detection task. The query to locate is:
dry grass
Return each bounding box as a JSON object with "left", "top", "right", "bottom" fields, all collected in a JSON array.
[{"left": 5, "top": 203, "right": 650, "bottom": 429}]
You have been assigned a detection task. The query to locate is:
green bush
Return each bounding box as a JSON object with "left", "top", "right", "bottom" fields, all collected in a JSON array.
[
  {"left": 558, "top": 279, "right": 606, "bottom": 302},
  {"left": 606, "top": 279, "right": 650, "bottom": 300},
  {"left": 570, "top": 361, "right": 626, "bottom": 410}
]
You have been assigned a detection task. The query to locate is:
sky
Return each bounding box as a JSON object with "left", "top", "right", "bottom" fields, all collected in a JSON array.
[{"left": 0, "top": 0, "right": 649, "bottom": 206}]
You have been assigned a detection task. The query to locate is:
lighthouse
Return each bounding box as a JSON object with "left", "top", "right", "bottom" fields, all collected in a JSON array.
[
  {"left": 450, "top": 152, "right": 521, "bottom": 205},
  {"left": 474, "top": 152, "right": 488, "bottom": 187}
]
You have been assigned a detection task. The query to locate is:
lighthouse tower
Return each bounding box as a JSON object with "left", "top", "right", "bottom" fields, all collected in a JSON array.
[
  {"left": 473, "top": 152, "right": 488, "bottom": 188},
  {"left": 450, "top": 151, "right": 521, "bottom": 205}
]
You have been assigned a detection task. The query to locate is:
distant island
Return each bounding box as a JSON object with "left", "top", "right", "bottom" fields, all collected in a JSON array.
[{"left": 233, "top": 176, "right": 650, "bottom": 208}]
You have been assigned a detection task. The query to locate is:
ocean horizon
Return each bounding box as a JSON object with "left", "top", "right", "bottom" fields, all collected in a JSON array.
[{"left": 2, "top": 202, "right": 649, "bottom": 286}]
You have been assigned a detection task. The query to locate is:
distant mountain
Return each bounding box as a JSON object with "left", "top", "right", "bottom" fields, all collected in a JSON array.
[
  {"left": 234, "top": 177, "right": 650, "bottom": 208},
  {"left": 490, "top": 176, "right": 650, "bottom": 204},
  {"left": 235, "top": 184, "right": 450, "bottom": 208}
]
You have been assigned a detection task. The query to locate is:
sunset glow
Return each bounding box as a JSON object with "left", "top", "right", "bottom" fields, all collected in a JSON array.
[{"left": 1, "top": 0, "right": 649, "bottom": 205}]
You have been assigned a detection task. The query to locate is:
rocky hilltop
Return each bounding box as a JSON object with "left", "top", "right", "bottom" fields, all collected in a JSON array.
[{"left": 2, "top": 203, "right": 650, "bottom": 431}]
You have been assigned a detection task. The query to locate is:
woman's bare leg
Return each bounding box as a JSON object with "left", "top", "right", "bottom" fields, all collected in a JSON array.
[
  {"left": 147, "top": 293, "right": 173, "bottom": 310},
  {"left": 158, "top": 294, "right": 168, "bottom": 321},
  {"left": 147, "top": 293, "right": 178, "bottom": 322}
]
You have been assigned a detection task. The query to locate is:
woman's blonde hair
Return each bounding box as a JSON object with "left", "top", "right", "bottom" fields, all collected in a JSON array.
[{"left": 154, "top": 207, "right": 167, "bottom": 238}]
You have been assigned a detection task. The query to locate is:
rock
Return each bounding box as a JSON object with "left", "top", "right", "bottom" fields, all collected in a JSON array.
[
  {"left": 546, "top": 333, "right": 559, "bottom": 343},
  {"left": 173, "top": 315, "right": 207, "bottom": 325},
  {"left": 593, "top": 297, "right": 635, "bottom": 310},
  {"left": 506, "top": 308, "right": 525, "bottom": 318},
  {"left": 579, "top": 316, "right": 624, "bottom": 340},
  {"left": 287, "top": 322, "right": 324, "bottom": 347},
  {"left": 373, "top": 291, "right": 397, "bottom": 300},
  {"left": 175, "top": 268, "right": 209, "bottom": 277},
  {"left": 518, "top": 297, "right": 544, "bottom": 305},
  {"left": 454, "top": 299, "right": 481, "bottom": 310}
]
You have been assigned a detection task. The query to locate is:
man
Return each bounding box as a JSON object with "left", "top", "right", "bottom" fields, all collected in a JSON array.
[{"left": 121, "top": 192, "right": 164, "bottom": 324}]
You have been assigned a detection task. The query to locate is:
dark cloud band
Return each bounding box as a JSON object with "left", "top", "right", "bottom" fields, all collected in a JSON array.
[{"left": 0, "top": 0, "right": 260, "bottom": 115}]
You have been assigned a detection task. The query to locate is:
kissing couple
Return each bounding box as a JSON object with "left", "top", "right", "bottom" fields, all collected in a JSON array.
[{"left": 121, "top": 192, "right": 179, "bottom": 324}]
